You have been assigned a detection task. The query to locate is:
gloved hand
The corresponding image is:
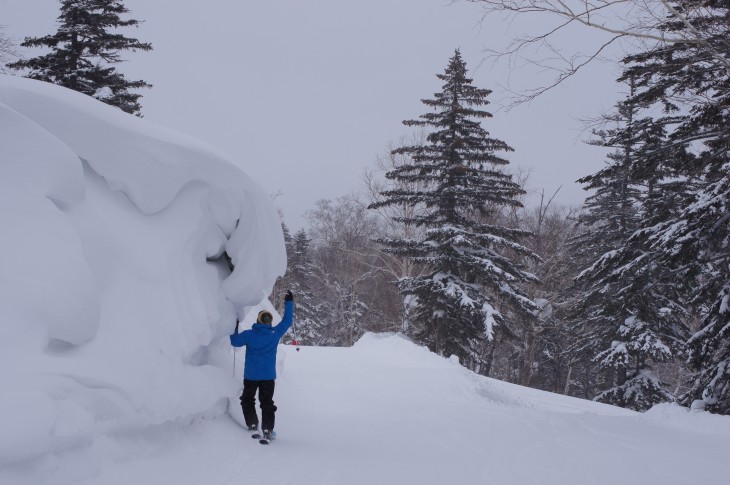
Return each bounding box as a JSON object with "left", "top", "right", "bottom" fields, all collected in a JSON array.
[{"left": 284, "top": 290, "right": 294, "bottom": 302}]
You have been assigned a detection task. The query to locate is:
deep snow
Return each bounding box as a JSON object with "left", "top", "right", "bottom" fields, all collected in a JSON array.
[
  {"left": 0, "top": 75, "right": 285, "bottom": 469},
  {"left": 1, "top": 75, "right": 729, "bottom": 485},
  {"left": 4, "top": 334, "right": 729, "bottom": 485}
]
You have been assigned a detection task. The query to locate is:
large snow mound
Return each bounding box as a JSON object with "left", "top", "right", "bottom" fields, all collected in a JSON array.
[{"left": 0, "top": 75, "right": 286, "bottom": 466}]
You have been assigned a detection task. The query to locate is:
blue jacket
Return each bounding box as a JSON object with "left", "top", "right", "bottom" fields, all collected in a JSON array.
[{"left": 230, "top": 301, "right": 294, "bottom": 381}]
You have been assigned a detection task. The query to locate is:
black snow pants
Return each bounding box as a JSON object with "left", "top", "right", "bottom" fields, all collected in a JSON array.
[{"left": 240, "top": 379, "right": 277, "bottom": 431}]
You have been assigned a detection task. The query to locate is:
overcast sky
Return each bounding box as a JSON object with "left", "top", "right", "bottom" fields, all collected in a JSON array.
[{"left": 2, "top": 0, "right": 622, "bottom": 230}]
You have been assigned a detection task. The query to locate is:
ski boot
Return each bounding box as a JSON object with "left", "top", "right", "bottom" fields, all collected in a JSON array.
[{"left": 259, "top": 429, "right": 276, "bottom": 445}]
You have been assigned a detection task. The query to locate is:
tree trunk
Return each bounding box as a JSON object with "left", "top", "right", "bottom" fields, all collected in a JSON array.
[
  {"left": 519, "top": 326, "right": 537, "bottom": 386},
  {"left": 563, "top": 365, "right": 573, "bottom": 395},
  {"left": 485, "top": 338, "right": 498, "bottom": 377}
]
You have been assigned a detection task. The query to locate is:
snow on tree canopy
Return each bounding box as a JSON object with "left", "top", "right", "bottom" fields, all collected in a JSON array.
[{"left": 0, "top": 75, "right": 285, "bottom": 465}]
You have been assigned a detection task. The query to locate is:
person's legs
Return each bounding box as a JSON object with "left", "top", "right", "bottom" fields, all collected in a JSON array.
[
  {"left": 258, "top": 380, "right": 277, "bottom": 432},
  {"left": 240, "top": 379, "right": 260, "bottom": 429}
]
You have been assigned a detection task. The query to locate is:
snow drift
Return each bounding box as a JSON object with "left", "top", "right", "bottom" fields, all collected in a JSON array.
[{"left": 0, "top": 75, "right": 286, "bottom": 466}]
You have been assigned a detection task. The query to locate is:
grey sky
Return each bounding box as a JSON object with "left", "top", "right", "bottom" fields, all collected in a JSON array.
[{"left": 2, "top": 0, "right": 622, "bottom": 230}]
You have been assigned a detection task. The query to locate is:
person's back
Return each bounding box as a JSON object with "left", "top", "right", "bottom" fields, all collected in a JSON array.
[
  {"left": 238, "top": 304, "right": 293, "bottom": 381},
  {"left": 230, "top": 291, "right": 294, "bottom": 437}
]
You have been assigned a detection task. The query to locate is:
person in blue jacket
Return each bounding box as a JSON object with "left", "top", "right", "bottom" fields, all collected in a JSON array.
[{"left": 230, "top": 290, "right": 294, "bottom": 439}]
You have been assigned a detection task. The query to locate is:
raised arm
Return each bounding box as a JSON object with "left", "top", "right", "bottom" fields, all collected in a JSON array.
[{"left": 274, "top": 291, "right": 295, "bottom": 338}]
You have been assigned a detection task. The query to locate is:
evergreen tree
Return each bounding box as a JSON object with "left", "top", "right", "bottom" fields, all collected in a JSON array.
[
  {"left": 568, "top": 93, "right": 644, "bottom": 408},
  {"left": 569, "top": 89, "right": 690, "bottom": 411},
  {"left": 369, "top": 50, "right": 539, "bottom": 371},
  {"left": 615, "top": 0, "right": 730, "bottom": 414},
  {"left": 9, "top": 0, "right": 152, "bottom": 115},
  {"left": 286, "top": 229, "right": 328, "bottom": 346}
]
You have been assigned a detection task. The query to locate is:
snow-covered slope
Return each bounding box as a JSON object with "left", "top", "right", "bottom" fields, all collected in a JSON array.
[
  {"left": 4, "top": 334, "right": 728, "bottom": 485},
  {"left": 0, "top": 75, "right": 285, "bottom": 467}
]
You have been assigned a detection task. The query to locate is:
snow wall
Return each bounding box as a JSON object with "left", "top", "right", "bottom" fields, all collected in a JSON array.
[{"left": 0, "top": 75, "right": 286, "bottom": 466}]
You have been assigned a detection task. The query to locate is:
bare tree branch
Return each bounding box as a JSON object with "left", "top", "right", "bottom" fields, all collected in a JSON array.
[
  {"left": 501, "top": 34, "right": 624, "bottom": 106},
  {"left": 467, "top": 0, "right": 730, "bottom": 103}
]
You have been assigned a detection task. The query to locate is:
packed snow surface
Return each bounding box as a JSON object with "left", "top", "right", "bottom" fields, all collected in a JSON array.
[{"left": 3, "top": 334, "right": 729, "bottom": 485}]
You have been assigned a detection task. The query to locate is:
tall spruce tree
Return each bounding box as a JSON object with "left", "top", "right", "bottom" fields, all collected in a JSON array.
[
  {"left": 9, "top": 0, "right": 152, "bottom": 115},
  {"left": 568, "top": 92, "right": 644, "bottom": 408},
  {"left": 569, "top": 88, "right": 690, "bottom": 411},
  {"left": 614, "top": 0, "right": 730, "bottom": 414},
  {"left": 369, "top": 50, "right": 539, "bottom": 371}
]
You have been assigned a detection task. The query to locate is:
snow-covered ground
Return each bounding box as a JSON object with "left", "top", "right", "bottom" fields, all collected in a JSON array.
[
  {"left": 4, "top": 334, "right": 729, "bottom": 485},
  {"left": 1, "top": 76, "right": 728, "bottom": 485}
]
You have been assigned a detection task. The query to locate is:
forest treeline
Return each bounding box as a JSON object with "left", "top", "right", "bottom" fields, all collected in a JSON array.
[{"left": 274, "top": 8, "right": 729, "bottom": 415}]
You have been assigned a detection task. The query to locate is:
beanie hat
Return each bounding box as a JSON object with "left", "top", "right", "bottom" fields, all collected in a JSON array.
[{"left": 257, "top": 310, "right": 273, "bottom": 325}]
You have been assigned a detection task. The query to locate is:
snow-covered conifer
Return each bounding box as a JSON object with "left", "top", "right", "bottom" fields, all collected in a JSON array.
[
  {"left": 369, "top": 50, "right": 539, "bottom": 370},
  {"left": 612, "top": 1, "right": 730, "bottom": 414},
  {"left": 9, "top": 0, "right": 152, "bottom": 115},
  {"left": 569, "top": 88, "right": 690, "bottom": 411},
  {"left": 285, "top": 229, "right": 328, "bottom": 346}
]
